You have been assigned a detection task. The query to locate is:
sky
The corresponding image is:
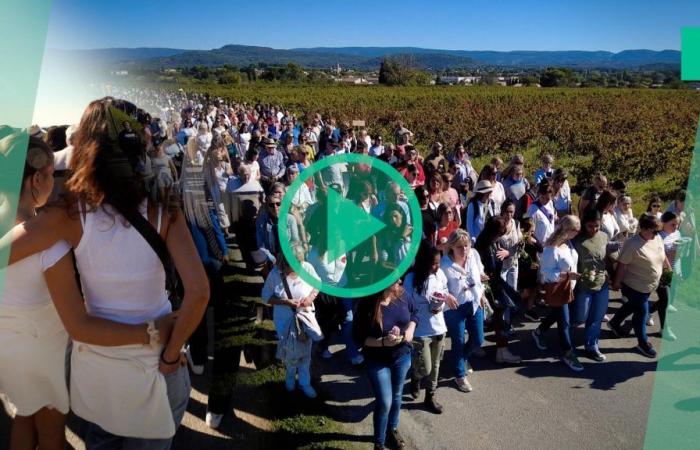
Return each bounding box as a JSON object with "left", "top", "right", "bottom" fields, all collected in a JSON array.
[{"left": 45, "top": 0, "right": 698, "bottom": 52}]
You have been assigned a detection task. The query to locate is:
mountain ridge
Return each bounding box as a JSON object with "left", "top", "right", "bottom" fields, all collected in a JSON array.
[{"left": 50, "top": 45, "right": 680, "bottom": 70}]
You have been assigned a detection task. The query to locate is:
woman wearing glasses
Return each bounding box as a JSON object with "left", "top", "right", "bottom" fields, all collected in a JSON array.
[{"left": 646, "top": 196, "right": 663, "bottom": 220}]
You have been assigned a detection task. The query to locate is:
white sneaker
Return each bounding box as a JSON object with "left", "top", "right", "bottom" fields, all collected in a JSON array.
[
  {"left": 496, "top": 347, "right": 522, "bottom": 364},
  {"left": 350, "top": 354, "right": 364, "bottom": 365},
  {"left": 300, "top": 385, "right": 317, "bottom": 398},
  {"left": 205, "top": 411, "right": 223, "bottom": 429},
  {"left": 455, "top": 376, "right": 473, "bottom": 392},
  {"left": 647, "top": 317, "right": 655, "bottom": 327},
  {"left": 322, "top": 348, "right": 333, "bottom": 359},
  {"left": 668, "top": 304, "right": 678, "bottom": 313},
  {"left": 602, "top": 314, "right": 611, "bottom": 323},
  {"left": 185, "top": 345, "right": 204, "bottom": 375}
]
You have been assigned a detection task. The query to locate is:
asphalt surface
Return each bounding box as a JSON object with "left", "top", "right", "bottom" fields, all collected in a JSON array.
[{"left": 0, "top": 292, "right": 664, "bottom": 450}]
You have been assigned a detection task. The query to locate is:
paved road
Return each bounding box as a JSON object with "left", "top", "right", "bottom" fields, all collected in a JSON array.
[{"left": 323, "top": 291, "right": 661, "bottom": 450}]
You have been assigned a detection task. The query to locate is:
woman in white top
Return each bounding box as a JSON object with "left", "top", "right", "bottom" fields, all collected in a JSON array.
[
  {"left": 1, "top": 135, "right": 178, "bottom": 450},
  {"left": 614, "top": 195, "right": 638, "bottom": 239},
  {"left": 404, "top": 244, "right": 457, "bottom": 414},
  {"left": 531, "top": 215, "right": 583, "bottom": 372},
  {"left": 527, "top": 180, "right": 557, "bottom": 246},
  {"left": 479, "top": 164, "right": 506, "bottom": 214},
  {"left": 498, "top": 199, "right": 522, "bottom": 291},
  {"left": 596, "top": 190, "right": 620, "bottom": 242},
  {"left": 262, "top": 244, "right": 320, "bottom": 398},
  {"left": 195, "top": 121, "right": 212, "bottom": 157},
  {"left": 441, "top": 229, "right": 487, "bottom": 393},
  {"left": 4, "top": 98, "right": 209, "bottom": 448}
]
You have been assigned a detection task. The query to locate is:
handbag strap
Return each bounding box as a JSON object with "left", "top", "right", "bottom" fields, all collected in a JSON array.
[
  {"left": 281, "top": 272, "right": 294, "bottom": 300},
  {"left": 120, "top": 207, "right": 180, "bottom": 308}
]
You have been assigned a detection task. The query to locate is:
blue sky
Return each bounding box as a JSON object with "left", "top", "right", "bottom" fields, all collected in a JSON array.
[{"left": 46, "top": 0, "right": 697, "bottom": 51}]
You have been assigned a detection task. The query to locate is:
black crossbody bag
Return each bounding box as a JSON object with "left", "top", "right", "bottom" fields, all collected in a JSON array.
[{"left": 122, "top": 209, "right": 183, "bottom": 310}]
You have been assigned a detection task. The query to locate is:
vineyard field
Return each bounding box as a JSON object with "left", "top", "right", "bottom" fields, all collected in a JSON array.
[{"left": 176, "top": 83, "right": 700, "bottom": 210}]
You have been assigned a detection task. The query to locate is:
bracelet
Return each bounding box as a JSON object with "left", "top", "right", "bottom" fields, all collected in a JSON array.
[
  {"left": 160, "top": 350, "right": 181, "bottom": 365},
  {"left": 146, "top": 320, "right": 160, "bottom": 349}
]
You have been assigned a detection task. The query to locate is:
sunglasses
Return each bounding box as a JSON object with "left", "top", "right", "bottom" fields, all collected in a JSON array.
[
  {"left": 652, "top": 204, "right": 661, "bottom": 208},
  {"left": 269, "top": 202, "right": 281, "bottom": 207}
]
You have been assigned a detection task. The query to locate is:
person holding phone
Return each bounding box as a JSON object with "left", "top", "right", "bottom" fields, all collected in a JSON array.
[
  {"left": 532, "top": 215, "right": 583, "bottom": 372},
  {"left": 354, "top": 281, "right": 418, "bottom": 450},
  {"left": 403, "top": 243, "right": 457, "bottom": 413}
]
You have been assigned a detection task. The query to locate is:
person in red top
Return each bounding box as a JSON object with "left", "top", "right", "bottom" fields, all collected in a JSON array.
[
  {"left": 430, "top": 203, "right": 459, "bottom": 253},
  {"left": 399, "top": 146, "right": 425, "bottom": 186}
]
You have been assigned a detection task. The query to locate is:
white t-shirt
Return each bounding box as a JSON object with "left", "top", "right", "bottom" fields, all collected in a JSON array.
[
  {"left": 403, "top": 270, "right": 448, "bottom": 337},
  {"left": 539, "top": 243, "right": 579, "bottom": 289},
  {"left": 369, "top": 145, "right": 385, "bottom": 157},
  {"left": 440, "top": 251, "right": 485, "bottom": 314},
  {"left": 601, "top": 212, "right": 620, "bottom": 241},
  {"left": 527, "top": 201, "right": 557, "bottom": 244},
  {"left": 0, "top": 240, "right": 71, "bottom": 308},
  {"left": 262, "top": 263, "right": 319, "bottom": 335},
  {"left": 307, "top": 248, "right": 347, "bottom": 287}
]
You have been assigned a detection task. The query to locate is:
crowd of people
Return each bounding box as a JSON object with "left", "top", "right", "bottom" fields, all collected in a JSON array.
[{"left": 0, "top": 88, "right": 695, "bottom": 450}]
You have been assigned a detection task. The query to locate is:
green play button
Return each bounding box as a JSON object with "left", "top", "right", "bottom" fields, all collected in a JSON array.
[
  {"left": 278, "top": 153, "right": 422, "bottom": 298},
  {"left": 325, "top": 187, "right": 387, "bottom": 262}
]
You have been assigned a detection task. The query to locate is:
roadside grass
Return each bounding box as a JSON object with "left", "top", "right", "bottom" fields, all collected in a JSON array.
[{"left": 219, "top": 251, "right": 362, "bottom": 450}]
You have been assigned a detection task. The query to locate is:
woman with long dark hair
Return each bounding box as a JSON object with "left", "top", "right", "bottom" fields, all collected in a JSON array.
[
  {"left": 0, "top": 135, "right": 179, "bottom": 450},
  {"left": 404, "top": 243, "right": 457, "bottom": 413},
  {"left": 3, "top": 97, "right": 209, "bottom": 447},
  {"left": 475, "top": 216, "right": 522, "bottom": 364},
  {"left": 354, "top": 281, "right": 418, "bottom": 450},
  {"left": 571, "top": 210, "right": 610, "bottom": 362}
]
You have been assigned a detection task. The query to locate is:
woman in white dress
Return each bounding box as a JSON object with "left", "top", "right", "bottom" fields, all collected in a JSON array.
[
  {"left": 0, "top": 136, "right": 177, "bottom": 450},
  {"left": 3, "top": 98, "right": 209, "bottom": 448}
]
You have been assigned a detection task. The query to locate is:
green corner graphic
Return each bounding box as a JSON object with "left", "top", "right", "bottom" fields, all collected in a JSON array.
[
  {"left": 643, "top": 115, "right": 700, "bottom": 450},
  {"left": 0, "top": 0, "right": 53, "bottom": 302},
  {"left": 681, "top": 27, "right": 700, "bottom": 81},
  {"left": 279, "top": 153, "right": 422, "bottom": 298}
]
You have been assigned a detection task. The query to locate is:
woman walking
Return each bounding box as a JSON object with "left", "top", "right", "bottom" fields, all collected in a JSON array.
[
  {"left": 354, "top": 281, "right": 418, "bottom": 450},
  {"left": 475, "top": 216, "right": 522, "bottom": 364},
  {"left": 404, "top": 244, "right": 457, "bottom": 413},
  {"left": 607, "top": 214, "right": 666, "bottom": 358},
  {"left": 531, "top": 215, "right": 584, "bottom": 372},
  {"left": 262, "top": 245, "right": 321, "bottom": 398},
  {"left": 571, "top": 210, "right": 611, "bottom": 362},
  {"left": 441, "top": 229, "right": 488, "bottom": 392}
]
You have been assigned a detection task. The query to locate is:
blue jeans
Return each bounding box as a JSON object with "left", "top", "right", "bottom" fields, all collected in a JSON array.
[
  {"left": 341, "top": 298, "right": 360, "bottom": 360},
  {"left": 85, "top": 366, "right": 191, "bottom": 450},
  {"left": 610, "top": 284, "right": 650, "bottom": 345},
  {"left": 571, "top": 282, "right": 610, "bottom": 351},
  {"left": 538, "top": 304, "right": 573, "bottom": 353},
  {"left": 365, "top": 352, "right": 412, "bottom": 446},
  {"left": 444, "top": 303, "right": 484, "bottom": 378},
  {"left": 501, "top": 265, "right": 518, "bottom": 291}
]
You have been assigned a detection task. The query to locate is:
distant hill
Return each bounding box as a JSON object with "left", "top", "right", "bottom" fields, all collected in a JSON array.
[{"left": 60, "top": 45, "right": 680, "bottom": 70}]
